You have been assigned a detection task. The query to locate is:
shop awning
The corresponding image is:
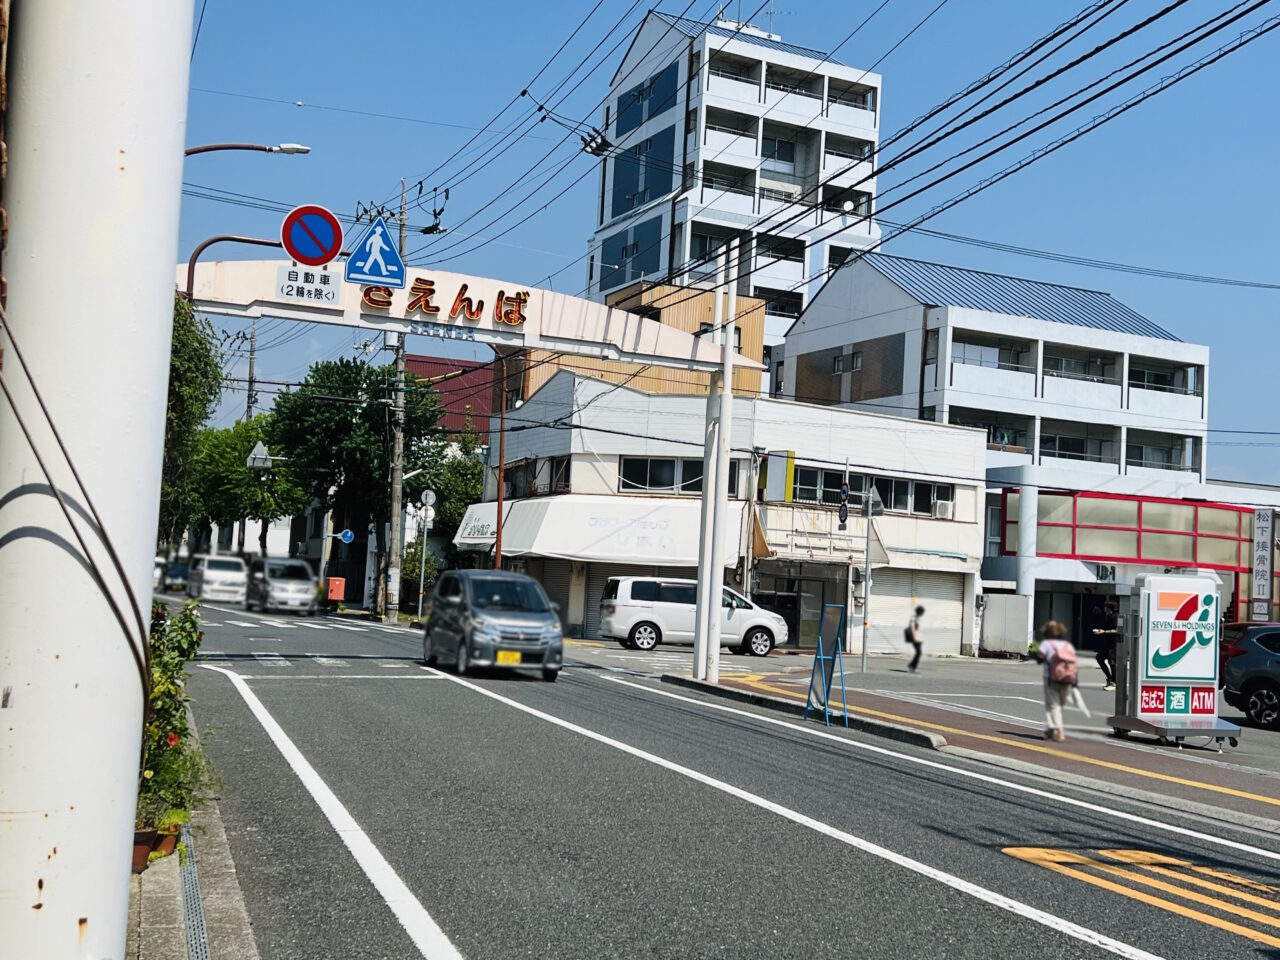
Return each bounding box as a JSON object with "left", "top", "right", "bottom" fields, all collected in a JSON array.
[{"left": 454, "top": 495, "right": 746, "bottom": 566}]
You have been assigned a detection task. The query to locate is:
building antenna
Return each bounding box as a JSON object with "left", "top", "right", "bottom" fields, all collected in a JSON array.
[{"left": 767, "top": 0, "right": 774, "bottom": 34}]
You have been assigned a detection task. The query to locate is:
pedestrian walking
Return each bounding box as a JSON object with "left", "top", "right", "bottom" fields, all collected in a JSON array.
[
  {"left": 1034, "top": 620, "right": 1078, "bottom": 742},
  {"left": 905, "top": 605, "right": 925, "bottom": 672},
  {"left": 1092, "top": 600, "right": 1120, "bottom": 691}
]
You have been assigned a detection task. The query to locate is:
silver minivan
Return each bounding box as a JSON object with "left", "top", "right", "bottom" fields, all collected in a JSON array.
[
  {"left": 246, "top": 557, "right": 318, "bottom": 614},
  {"left": 598, "top": 576, "right": 787, "bottom": 656},
  {"left": 423, "top": 570, "right": 564, "bottom": 682},
  {"left": 188, "top": 555, "right": 248, "bottom": 604}
]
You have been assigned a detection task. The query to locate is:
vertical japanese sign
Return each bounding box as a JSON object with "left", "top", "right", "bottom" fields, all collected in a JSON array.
[{"left": 1253, "top": 508, "right": 1274, "bottom": 622}]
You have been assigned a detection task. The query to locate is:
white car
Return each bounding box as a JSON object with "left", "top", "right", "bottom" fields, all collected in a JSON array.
[
  {"left": 598, "top": 576, "right": 787, "bottom": 656},
  {"left": 188, "top": 555, "right": 248, "bottom": 604}
]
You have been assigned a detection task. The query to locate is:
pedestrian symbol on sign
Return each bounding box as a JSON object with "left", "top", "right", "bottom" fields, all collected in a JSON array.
[{"left": 344, "top": 216, "right": 406, "bottom": 288}]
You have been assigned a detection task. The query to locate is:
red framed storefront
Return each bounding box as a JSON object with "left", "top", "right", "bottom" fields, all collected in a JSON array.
[{"left": 999, "top": 489, "right": 1260, "bottom": 621}]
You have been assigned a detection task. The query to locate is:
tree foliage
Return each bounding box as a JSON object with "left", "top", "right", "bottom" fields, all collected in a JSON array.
[
  {"left": 192, "top": 414, "right": 309, "bottom": 551},
  {"left": 420, "top": 421, "right": 485, "bottom": 559},
  {"left": 269, "top": 359, "right": 444, "bottom": 566},
  {"left": 158, "top": 294, "right": 222, "bottom": 549}
]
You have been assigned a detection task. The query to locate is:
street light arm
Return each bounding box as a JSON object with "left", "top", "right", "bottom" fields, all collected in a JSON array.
[
  {"left": 185, "top": 235, "right": 283, "bottom": 299},
  {"left": 184, "top": 142, "right": 311, "bottom": 156}
]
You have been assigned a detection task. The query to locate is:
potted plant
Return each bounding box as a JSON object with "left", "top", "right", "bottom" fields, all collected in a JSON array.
[{"left": 134, "top": 601, "right": 215, "bottom": 871}]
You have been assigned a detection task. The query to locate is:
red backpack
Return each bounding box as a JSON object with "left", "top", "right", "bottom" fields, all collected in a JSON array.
[{"left": 1048, "top": 641, "right": 1078, "bottom": 685}]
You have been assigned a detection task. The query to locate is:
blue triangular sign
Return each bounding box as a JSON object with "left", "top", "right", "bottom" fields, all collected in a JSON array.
[{"left": 344, "top": 216, "right": 406, "bottom": 289}]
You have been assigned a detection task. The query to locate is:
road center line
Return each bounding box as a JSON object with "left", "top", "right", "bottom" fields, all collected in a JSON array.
[
  {"left": 201, "top": 665, "right": 462, "bottom": 959},
  {"left": 602, "top": 677, "right": 1280, "bottom": 865},
  {"left": 427, "top": 668, "right": 1163, "bottom": 960}
]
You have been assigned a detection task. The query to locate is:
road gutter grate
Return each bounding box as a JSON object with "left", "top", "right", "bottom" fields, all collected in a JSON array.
[{"left": 179, "top": 824, "right": 213, "bottom": 960}]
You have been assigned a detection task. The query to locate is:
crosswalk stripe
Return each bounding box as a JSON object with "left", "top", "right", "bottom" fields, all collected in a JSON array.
[
  {"left": 226, "top": 620, "right": 257, "bottom": 628},
  {"left": 324, "top": 621, "right": 368, "bottom": 632},
  {"left": 252, "top": 652, "right": 289, "bottom": 667},
  {"left": 298, "top": 623, "right": 333, "bottom": 630},
  {"left": 313, "top": 657, "right": 348, "bottom": 667},
  {"left": 379, "top": 661, "right": 410, "bottom": 669},
  {"left": 256, "top": 620, "right": 296, "bottom": 629}
]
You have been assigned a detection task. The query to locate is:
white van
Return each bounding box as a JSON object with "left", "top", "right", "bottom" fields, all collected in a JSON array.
[
  {"left": 188, "top": 555, "right": 248, "bottom": 604},
  {"left": 598, "top": 576, "right": 787, "bottom": 656}
]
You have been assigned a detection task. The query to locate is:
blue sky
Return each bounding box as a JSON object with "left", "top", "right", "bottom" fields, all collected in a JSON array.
[{"left": 182, "top": 0, "right": 1280, "bottom": 482}]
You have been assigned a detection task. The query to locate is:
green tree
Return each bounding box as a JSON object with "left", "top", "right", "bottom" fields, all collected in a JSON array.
[
  {"left": 269, "top": 359, "right": 444, "bottom": 607},
  {"left": 192, "top": 414, "right": 309, "bottom": 554},
  {"left": 420, "top": 421, "right": 485, "bottom": 561},
  {"left": 400, "top": 538, "right": 439, "bottom": 617},
  {"left": 158, "top": 294, "right": 222, "bottom": 551}
]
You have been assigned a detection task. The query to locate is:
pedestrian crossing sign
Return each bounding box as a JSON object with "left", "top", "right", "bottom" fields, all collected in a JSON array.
[{"left": 344, "top": 216, "right": 406, "bottom": 289}]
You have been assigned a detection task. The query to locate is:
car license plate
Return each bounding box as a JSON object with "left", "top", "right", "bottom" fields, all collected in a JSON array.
[{"left": 496, "top": 650, "right": 522, "bottom": 665}]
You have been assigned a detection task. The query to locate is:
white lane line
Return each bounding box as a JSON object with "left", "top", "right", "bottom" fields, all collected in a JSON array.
[
  {"left": 251, "top": 652, "right": 289, "bottom": 668},
  {"left": 226, "top": 619, "right": 258, "bottom": 628},
  {"left": 238, "top": 674, "right": 443, "bottom": 680},
  {"left": 428, "top": 669, "right": 1162, "bottom": 960},
  {"left": 201, "top": 621, "right": 224, "bottom": 627},
  {"left": 323, "top": 621, "right": 369, "bottom": 633},
  {"left": 314, "top": 657, "right": 349, "bottom": 667},
  {"left": 256, "top": 620, "right": 297, "bottom": 629},
  {"left": 602, "top": 677, "right": 1280, "bottom": 865},
  {"left": 380, "top": 662, "right": 410, "bottom": 669},
  {"left": 298, "top": 623, "right": 333, "bottom": 631},
  {"left": 202, "top": 665, "right": 463, "bottom": 959}
]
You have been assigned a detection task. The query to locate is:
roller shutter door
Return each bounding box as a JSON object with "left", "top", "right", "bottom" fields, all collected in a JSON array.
[
  {"left": 867, "top": 569, "right": 965, "bottom": 655},
  {"left": 541, "top": 559, "right": 573, "bottom": 630}
]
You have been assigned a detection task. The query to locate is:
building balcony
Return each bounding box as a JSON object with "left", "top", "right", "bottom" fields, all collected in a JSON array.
[
  {"left": 705, "top": 69, "right": 760, "bottom": 107},
  {"left": 762, "top": 80, "right": 823, "bottom": 125},
  {"left": 821, "top": 153, "right": 874, "bottom": 188},
  {"left": 702, "top": 125, "right": 758, "bottom": 166},
  {"left": 693, "top": 182, "right": 756, "bottom": 219},
  {"left": 947, "top": 360, "right": 1036, "bottom": 403},
  {"left": 1127, "top": 383, "right": 1205, "bottom": 423},
  {"left": 1039, "top": 453, "right": 1121, "bottom": 475},
  {"left": 1041, "top": 372, "right": 1122, "bottom": 411},
  {"left": 752, "top": 254, "right": 805, "bottom": 289},
  {"left": 825, "top": 98, "right": 877, "bottom": 132}
]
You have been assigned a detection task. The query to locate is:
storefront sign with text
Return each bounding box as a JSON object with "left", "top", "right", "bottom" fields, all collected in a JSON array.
[{"left": 361, "top": 276, "right": 529, "bottom": 326}]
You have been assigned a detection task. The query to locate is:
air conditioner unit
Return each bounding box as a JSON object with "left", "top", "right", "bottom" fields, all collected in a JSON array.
[{"left": 933, "top": 501, "right": 954, "bottom": 520}]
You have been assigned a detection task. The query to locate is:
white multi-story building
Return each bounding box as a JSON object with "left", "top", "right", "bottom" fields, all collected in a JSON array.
[
  {"left": 782, "top": 252, "right": 1280, "bottom": 644},
  {"left": 585, "top": 10, "right": 883, "bottom": 357},
  {"left": 454, "top": 371, "right": 987, "bottom": 655}
]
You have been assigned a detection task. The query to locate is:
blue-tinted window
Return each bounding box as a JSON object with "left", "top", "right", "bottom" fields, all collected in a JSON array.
[
  {"left": 616, "top": 83, "right": 644, "bottom": 136},
  {"left": 600, "top": 229, "right": 629, "bottom": 291},
  {"left": 649, "top": 61, "right": 679, "bottom": 120},
  {"left": 630, "top": 217, "right": 662, "bottom": 280},
  {"left": 611, "top": 149, "right": 641, "bottom": 219},
  {"left": 645, "top": 126, "right": 675, "bottom": 198}
]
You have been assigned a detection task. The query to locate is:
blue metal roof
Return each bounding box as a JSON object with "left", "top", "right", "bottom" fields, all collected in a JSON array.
[
  {"left": 651, "top": 10, "right": 843, "bottom": 65},
  {"left": 864, "top": 253, "right": 1179, "bottom": 341}
]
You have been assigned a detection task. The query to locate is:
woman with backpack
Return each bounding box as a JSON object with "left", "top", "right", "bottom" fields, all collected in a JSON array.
[{"left": 1034, "top": 620, "right": 1078, "bottom": 742}]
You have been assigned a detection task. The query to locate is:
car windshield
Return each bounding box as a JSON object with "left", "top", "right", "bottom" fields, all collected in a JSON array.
[
  {"left": 206, "top": 559, "right": 244, "bottom": 572},
  {"left": 469, "top": 577, "right": 550, "bottom": 612},
  {"left": 267, "top": 562, "right": 312, "bottom": 580},
  {"left": 166, "top": 563, "right": 187, "bottom": 576}
]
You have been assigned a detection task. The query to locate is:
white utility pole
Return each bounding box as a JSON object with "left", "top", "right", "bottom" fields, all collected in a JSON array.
[
  {"left": 861, "top": 475, "right": 876, "bottom": 672},
  {"left": 705, "top": 238, "right": 740, "bottom": 685},
  {"left": 0, "top": 2, "right": 196, "bottom": 957},
  {"left": 385, "top": 181, "right": 409, "bottom": 620},
  {"left": 692, "top": 248, "right": 727, "bottom": 680}
]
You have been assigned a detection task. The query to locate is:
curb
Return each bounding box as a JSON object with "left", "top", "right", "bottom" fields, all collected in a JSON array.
[
  {"left": 942, "top": 744, "right": 1280, "bottom": 839},
  {"left": 660, "top": 674, "right": 948, "bottom": 751}
]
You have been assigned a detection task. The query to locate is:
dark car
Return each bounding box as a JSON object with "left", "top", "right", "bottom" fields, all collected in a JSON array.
[
  {"left": 163, "top": 562, "right": 189, "bottom": 593},
  {"left": 1221, "top": 622, "right": 1280, "bottom": 729},
  {"left": 423, "top": 570, "right": 563, "bottom": 682}
]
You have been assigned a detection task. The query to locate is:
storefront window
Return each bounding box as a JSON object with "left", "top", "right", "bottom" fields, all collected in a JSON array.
[{"left": 1141, "top": 532, "right": 1194, "bottom": 563}]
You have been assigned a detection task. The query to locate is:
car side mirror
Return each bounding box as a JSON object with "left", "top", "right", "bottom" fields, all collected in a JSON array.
[
  {"left": 551, "top": 601, "right": 561, "bottom": 612},
  {"left": 443, "top": 594, "right": 460, "bottom": 606},
  {"left": 253, "top": 572, "right": 265, "bottom": 580}
]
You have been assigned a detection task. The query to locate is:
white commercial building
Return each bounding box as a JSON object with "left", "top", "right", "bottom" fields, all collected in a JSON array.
[
  {"left": 455, "top": 372, "right": 987, "bottom": 654},
  {"left": 783, "top": 252, "right": 1280, "bottom": 644},
  {"left": 585, "top": 10, "right": 883, "bottom": 356}
]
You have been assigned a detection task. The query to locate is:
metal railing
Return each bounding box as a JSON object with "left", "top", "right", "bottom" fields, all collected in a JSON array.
[
  {"left": 1126, "top": 455, "right": 1193, "bottom": 471},
  {"left": 760, "top": 186, "right": 802, "bottom": 203},
  {"left": 1128, "top": 377, "right": 1202, "bottom": 396},
  {"left": 766, "top": 79, "right": 820, "bottom": 98},
  {"left": 825, "top": 147, "right": 869, "bottom": 162},
  {"left": 1043, "top": 365, "right": 1121, "bottom": 385},
  {"left": 952, "top": 356, "right": 1036, "bottom": 374},
  {"left": 709, "top": 65, "right": 756, "bottom": 84},
  {"left": 705, "top": 120, "right": 755, "bottom": 137},
  {"left": 828, "top": 92, "right": 873, "bottom": 110}
]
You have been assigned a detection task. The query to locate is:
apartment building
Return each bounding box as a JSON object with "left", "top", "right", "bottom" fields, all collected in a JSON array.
[
  {"left": 454, "top": 372, "right": 986, "bottom": 654},
  {"left": 585, "top": 10, "right": 884, "bottom": 360},
  {"left": 783, "top": 252, "right": 1280, "bottom": 640}
]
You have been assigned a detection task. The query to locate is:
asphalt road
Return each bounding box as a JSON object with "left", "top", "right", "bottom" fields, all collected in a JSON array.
[{"left": 180, "top": 599, "right": 1280, "bottom": 959}]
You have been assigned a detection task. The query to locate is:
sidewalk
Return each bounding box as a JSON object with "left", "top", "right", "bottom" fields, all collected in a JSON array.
[
  {"left": 124, "top": 795, "right": 258, "bottom": 960},
  {"left": 664, "top": 656, "right": 1280, "bottom": 833}
]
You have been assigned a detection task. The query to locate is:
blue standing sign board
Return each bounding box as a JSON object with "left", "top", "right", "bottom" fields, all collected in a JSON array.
[
  {"left": 344, "top": 216, "right": 406, "bottom": 288},
  {"left": 339, "top": 529, "right": 354, "bottom": 544},
  {"left": 804, "top": 603, "right": 849, "bottom": 727}
]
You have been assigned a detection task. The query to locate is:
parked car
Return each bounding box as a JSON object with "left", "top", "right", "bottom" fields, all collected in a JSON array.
[
  {"left": 598, "top": 576, "right": 787, "bottom": 656},
  {"left": 188, "top": 555, "right": 248, "bottom": 604},
  {"left": 247, "top": 557, "right": 318, "bottom": 614},
  {"left": 423, "top": 570, "right": 563, "bottom": 682},
  {"left": 1221, "top": 622, "right": 1280, "bottom": 729},
  {"left": 162, "top": 562, "right": 189, "bottom": 593}
]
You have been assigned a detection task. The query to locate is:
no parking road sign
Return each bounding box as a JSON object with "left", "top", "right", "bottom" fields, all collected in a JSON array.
[{"left": 281, "top": 205, "right": 343, "bottom": 267}]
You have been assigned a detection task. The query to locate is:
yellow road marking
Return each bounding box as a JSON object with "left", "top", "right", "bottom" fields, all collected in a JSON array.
[
  {"left": 1099, "top": 851, "right": 1280, "bottom": 912},
  {"left": 731, "top": 675, "right": 1280, "bottom": 809},
  {"left": 567, "top": 639, "right": 610, "bottom": 649},
  {"left": 1005, "top": 847, "right": 1280, "bottom": 949}
]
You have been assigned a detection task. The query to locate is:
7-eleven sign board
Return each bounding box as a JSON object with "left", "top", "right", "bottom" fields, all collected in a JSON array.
[{"left": 1137, "top": 574, "right": 1219, "bottom": 719}]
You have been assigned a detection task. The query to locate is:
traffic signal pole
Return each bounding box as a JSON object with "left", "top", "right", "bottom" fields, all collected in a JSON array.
[{"left": 0, "top": 2, "right": 196, "bottom": 955}]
